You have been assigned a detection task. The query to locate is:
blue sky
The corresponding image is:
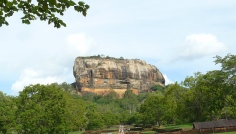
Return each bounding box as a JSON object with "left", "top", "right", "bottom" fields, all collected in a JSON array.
[{"left": 1, "top": 0, "right": 236, "bottom": 95}]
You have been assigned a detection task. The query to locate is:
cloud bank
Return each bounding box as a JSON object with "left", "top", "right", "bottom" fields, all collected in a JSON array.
[
  {"left": 174, "top": 33, "right": 228, "bottom": 61},
  {"left": 11, "top": 33, "right": 95, "bottom": 94}
]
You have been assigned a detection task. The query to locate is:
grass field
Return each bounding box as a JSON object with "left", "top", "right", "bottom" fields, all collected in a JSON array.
[
  {"left": 68, "top": 131, "right": 83, "bottom": 134},
  {"left": 161, "top": 123, "right": 193, "bottom": 130}
]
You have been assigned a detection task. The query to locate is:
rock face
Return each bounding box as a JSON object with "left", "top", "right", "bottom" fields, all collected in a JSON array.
[{"left": 73, "top": 56, "right": 165, "bottom": 94}]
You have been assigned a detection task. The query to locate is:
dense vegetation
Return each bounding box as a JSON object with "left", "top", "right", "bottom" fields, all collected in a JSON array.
[{"left": 1, "top": 54, "right": 236, "bottom": 133}]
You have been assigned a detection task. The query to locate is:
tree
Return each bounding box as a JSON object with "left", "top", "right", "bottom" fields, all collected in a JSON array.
[
  {"left": 215, "top": 54, "right": 236, "bottom": 89},
  {"left": 182, "top": 70, "right": 236, "bottom": 121},
  {"left": 139, "top": 93, "right": 167, "bottom": 126},
  {"left": 164, "top": 82, "right": 187, "bottom": 124},
  {"left": 0, "top": 0, "right": 89, "bottom": 28},
  {"left": 101, "top": 111, "right": 120, "bottom": 127},
  {"left": 150, "top": 84, "right": 165, "bottom": 92},
  {"left": 137, "top": 92, "right": 151, "bottom": 102},
  {"left": 64, "top": 93, "right": 87, "bottom": 132},
  {"left": 51, "top": 82, "right": 77, "bottom": 95},
  {"left": 16, "top": 84, "right": 69, "bottom": 133},
  {"left": 122, "top": 89, "right": 139, "bottom": 115},
  {"left": 0, "top": 91, "right": 16, "bottom": 134},
  {"left": 85, "top": 103, "right": 104, "bottom": 130}
]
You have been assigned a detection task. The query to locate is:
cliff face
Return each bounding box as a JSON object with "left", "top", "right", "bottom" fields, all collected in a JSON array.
[{"left": 73, "top": 56, "right": 165, "bottom": 94}]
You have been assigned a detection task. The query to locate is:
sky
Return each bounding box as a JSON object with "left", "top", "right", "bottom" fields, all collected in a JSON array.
[{"left": 1, "top": 0, "right": 236, "bottom": 95}]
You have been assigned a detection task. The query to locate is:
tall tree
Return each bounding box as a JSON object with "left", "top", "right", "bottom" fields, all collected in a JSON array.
[
  {"left": 0, "top": 0, "right": 89, "bottom": 28},
  {"left": 215, "top": 54, "right": 236, "bottom": 89},
  {"left": 182, "top": 70, "right": 236, "bottom": 121},
  {"left": 85, "top": 103, "right": 104, "bottom": 130},
  {"left": 139, "top": 93, "right": 167, "bottom": 126},
  {"left": 122, "top": 89, "right": 139, "bottom": 115},
  {"left": 16, "top": 84, "right": 69, "bottom": 133},
  {"left": 164, "top": 82, "right": 187, "bottom": 124},
  {"left": 0, "top": 91, "right": 16, "bottom": 134},
  {"left": 64, "top": 93, "right": 87, "bottom": 132}
]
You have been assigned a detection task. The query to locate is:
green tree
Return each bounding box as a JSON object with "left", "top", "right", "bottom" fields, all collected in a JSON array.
[
  {"left": 164, "top": 82, "right": 187, "bottom": 124},
  {"left": 150, "top": 84, "right": 165, "bottom": 92},
  {"left": 137, "top": 92, "right": 151, "bottom": 102},
  {"left": 182, "top": 72, "right": 207, "bottom": 121},
  {"left": 214, "top": 54, "right": 236, "bottom": 119},
  {"left": 215, "top": 54, "right": 236, "bottom": 89},
  {"left": 0, "top": 91, "right": 16, "bottom": 134},
  {"left": 96, "top": 89, "right": 119, "bottom": 104},
  {"left": 52, "top": 82, "right": 77, "bottom": 95},
  {"left": 139, "top": 93, "right": 167, "bottom": 126},
  {"left": 85, "top": 103, "right": 104, "bottom": 130},
  {"left": 101, "top": 111, "right": 120, "bottom": 127},
  {"left": 0, "top": 0, "right": 89, "bottom": 28},
  {"left": 122, "top": 89, "right": 139, "bottom": 115},
  {"left": 15, "top": 84, "right": 69, "bottom": 133},
  {"left": 64, "top": 94, "right": 87, "bottom": 131},
  {"left": 182, "top": 70, "right": 236, "bottom": 121}
]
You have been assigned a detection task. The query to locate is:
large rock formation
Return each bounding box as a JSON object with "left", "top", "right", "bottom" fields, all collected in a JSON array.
[{"left": 73, "top": 56, "right": 165, "bottom": 94}]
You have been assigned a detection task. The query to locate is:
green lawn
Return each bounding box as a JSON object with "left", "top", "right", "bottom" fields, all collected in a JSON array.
[
  {"left": 68, "top": 131, "right": 83, "bottom": 134},
  {"left": 161, "top": 123, "right": 193, "bottom": 130}
]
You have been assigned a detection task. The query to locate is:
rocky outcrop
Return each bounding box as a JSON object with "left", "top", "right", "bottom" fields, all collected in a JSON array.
[{"left": 73, "top": 56, "right": 165, "bottom": 94}]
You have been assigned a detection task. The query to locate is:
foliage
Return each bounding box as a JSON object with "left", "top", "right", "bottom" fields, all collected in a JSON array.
[
  {"left": 150, "top": 84, "right": 165, "bottom": 92},
  {"left": 0, "top": 91, "right": 16, "bottom": 134},
  {"left": 64, "top": 93, "right": 87, "bottom": 131},
  {"left": 15, "top": 84, "right": 88, "bottom": 133},
  {"left": 0, "top": 0, "right": 89, "bottom": 28},
  {"left": 140, "top": 93, "right": 168, "bottom": 126},
  {"left": 52, "top": 82, "right": 77, "bottom": 94},
  {"left": 179, "top": 54, "right": 236, "bottom": 122},
  {"left": 15, "top": 84, "right": 69, "bottom": 133},
  {"left": 164, "top": 82, "right": 187, "bottom": 124},
  {"left": 215, "top": 54, "right": 236, "bottom": 89},
  {"left": 122, "top": 89, "right": 139, "bottom": 115},
  {"left": 137, "top": 92, "right": 151, "bottom": 102},
  {"left": 101, "top": 111, "right": 120, "bottom": 127},
  {"left": 85, "top": 103, "right": 104, "bottom": 130}
]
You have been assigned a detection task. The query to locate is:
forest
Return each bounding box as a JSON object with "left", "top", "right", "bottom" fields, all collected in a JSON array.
[{"left": 1, "top": 54, "right": 236, "bottom": 134}]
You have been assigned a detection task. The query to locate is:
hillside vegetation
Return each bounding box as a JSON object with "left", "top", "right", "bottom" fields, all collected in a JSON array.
[{"left": 1, "top": 54, "right": 236, "bottom": 133}]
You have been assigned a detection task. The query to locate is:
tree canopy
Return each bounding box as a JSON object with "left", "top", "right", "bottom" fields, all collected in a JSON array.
[
  {"left": 0, "top": 91, "right": 15, "bottom": 134},
  {"left": 16, "top": 84, "right": 68, "bottom": 133},
  {"left": 0, "top": 0, "right": 89, "bottom": 28}
]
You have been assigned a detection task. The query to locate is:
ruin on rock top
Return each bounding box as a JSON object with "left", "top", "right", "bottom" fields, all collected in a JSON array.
[{"left": 73, "top": 56, "right": 165, "bottom": 95}]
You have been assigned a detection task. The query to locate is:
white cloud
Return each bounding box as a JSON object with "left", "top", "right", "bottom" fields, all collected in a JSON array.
[
  {"left": 10, "top": 33, "right": 96, "bottom": 94},
  {"left": 11, "top": 68, "right": 71, "bottom": 94},
  {"left": 175, "top": 34, "right": 228, "bottom": 61},
  {"left": 163, "top": 74, "right": 174, "bottom": 85},
  {"left": 66, "top": 33, "right": 95, "bottom": 57}
]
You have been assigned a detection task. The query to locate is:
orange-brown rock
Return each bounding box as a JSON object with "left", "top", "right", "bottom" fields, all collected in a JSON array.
[{"left": 73, "top": 56, "right": 165, "bottom": 94}]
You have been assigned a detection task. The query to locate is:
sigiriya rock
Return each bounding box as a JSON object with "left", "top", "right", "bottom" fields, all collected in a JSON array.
[{"left": 73, "top": 56, "right": 165, "bottom": 95}]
